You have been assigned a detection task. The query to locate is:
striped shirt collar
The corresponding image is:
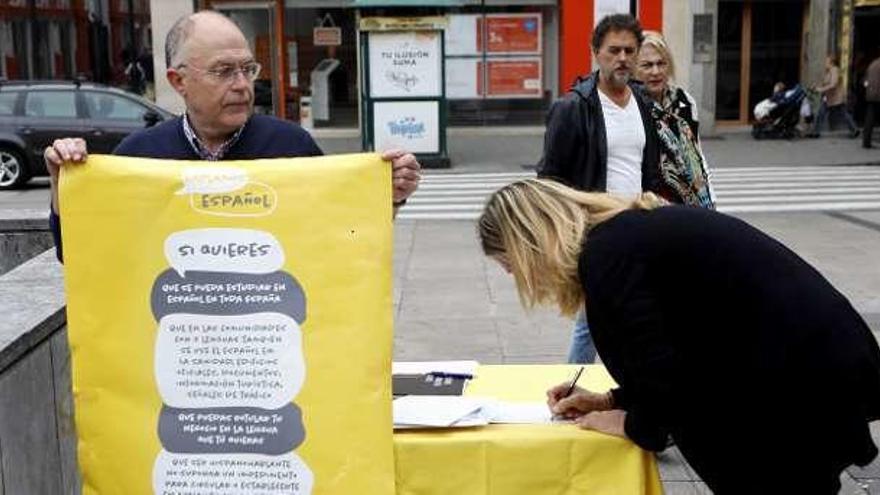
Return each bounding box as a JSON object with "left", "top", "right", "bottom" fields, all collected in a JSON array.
[{"left": 181, "top": 113, "right": 246, "bottom": 161}]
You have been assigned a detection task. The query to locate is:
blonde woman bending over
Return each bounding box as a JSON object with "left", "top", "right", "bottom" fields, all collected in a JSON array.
[{"left": 478, "top": 178, "right": 880, "bottom": 494}]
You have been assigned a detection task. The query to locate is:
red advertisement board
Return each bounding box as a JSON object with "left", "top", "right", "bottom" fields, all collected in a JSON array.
[
  {"left": 477, "top": 59, "right": 542, "bottom": 98},
  {"left": 477, "top": 14, "right": 541, "bottom": 54}
]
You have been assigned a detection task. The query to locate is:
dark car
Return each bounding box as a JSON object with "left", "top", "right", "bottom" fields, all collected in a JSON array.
[{"left": 0, "top": 79, "right": 175, "bottom": 189}]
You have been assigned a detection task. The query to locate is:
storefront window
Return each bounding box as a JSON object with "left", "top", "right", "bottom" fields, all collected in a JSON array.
[
  {"left": 361, "top": 4, "right": 557, "bottom": 126},
  {"left": 443, "top": 6, "right": 554, "bottom": 126},
  {"left": 0, "top": 0, "right": 142, "bottom": 85},
  {"left": 208, "top": 3, "right": 281, "bottom": 114},
  {"left": 0, "top": 20, "right": 26, "bottom": 79},
  {"left": 274, "top": 1, "right": 556, "bottom": 128},
  {"left": 284, "top": 7, "right": 358, "bottom": 128},
  {"left": 851, "top": 5, "right": 880, "bottom": 123}
]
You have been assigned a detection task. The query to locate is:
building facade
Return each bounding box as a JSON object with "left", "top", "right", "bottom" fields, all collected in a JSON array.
[
  {"left": 0, "top": 0, "right": 151, "bottom": 88},
  {"left": 150, "top": 0, "right": 660, "bottom": 127},
  {"left": 26, "top": 0, "right": 863, "bottom": 136}
]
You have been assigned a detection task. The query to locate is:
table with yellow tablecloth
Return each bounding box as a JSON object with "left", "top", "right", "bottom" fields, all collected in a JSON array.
[{"left": 393, "top": 365, "right": 662, "bottom": 495}]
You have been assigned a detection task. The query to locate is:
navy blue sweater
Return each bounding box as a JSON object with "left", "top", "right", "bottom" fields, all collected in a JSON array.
[{"left": 50, "top": 114, "right": 323, "bottom": 261}]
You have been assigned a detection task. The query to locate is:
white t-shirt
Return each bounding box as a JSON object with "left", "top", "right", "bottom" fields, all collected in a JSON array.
[{"left": 599, "top": 88, "right": 645, "bottom": 199}]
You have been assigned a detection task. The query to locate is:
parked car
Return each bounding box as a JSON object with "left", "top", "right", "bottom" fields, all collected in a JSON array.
[{"left": 0, "top": 79, "right": 175, "bottom": 189}]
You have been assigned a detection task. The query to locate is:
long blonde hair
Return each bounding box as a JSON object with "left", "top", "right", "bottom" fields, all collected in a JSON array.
[{"left": 477, "top": 179, "right": 664, "bottom": 316}]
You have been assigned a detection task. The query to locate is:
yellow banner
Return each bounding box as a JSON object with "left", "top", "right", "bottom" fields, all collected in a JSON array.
[{"left": 61, "top": 154, "right": 395, "bottom": 495}]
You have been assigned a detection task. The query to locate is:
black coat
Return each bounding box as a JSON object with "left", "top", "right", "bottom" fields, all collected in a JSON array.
[
  {"left": 581, "top": 206, "right": 880, "bottom": 492},
  {"left": 537, "top": 71, "right": 663, "bottom": 195}
]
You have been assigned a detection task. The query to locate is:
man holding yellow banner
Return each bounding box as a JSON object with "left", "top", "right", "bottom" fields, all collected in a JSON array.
[
  {"left": 61, "top": 152, "right": 398, "bottom": 494},
  {"left": 45, "top": 9, "right": 419, "bottom": 495},
  {"left": 45, "top": 10, "right": 421, "bottom": 261}
]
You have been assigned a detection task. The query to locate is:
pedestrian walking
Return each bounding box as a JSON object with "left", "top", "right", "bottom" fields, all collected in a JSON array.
[
  {"left": 536, "top": 14, "right": 668, "bottom": 364},
  {"left": 809, "top": 54, "right": 860, "bottom": 139},
  {"left": 479, "top": 178, "right": 880, "bottom": 494},
  {"left": 635, "top": 31, "right": 714, "bottom": 208},
  {"left": 863, "top": 50, "right": 880, "bottom": 149},
  {"left": 123, "top": 50, "right": 146, "bottom": 95}
]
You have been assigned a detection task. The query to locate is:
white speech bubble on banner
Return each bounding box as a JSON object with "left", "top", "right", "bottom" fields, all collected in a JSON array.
[
  {"left": 177, "top": 167, "right": 249, "bottom": 195},
  {"left": 153, "top": 450, "right": 314, "bottom": 495},
  {"left": 164, "top": 229, "right": 284, "bottom": 276},
  {"left": 155, "top": 313, "right": 305, "bottom": 409}
]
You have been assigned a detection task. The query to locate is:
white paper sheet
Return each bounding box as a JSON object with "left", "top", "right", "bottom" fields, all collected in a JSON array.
[
  {"left": 393, "top": 396, "right": 486, "bottom": 427},
  {"left": 481, "top": 400, "right": 553, "bottom": 424}
]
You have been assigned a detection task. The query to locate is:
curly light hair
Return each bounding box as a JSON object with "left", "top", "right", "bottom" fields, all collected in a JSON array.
[
  {"left": 477, "top": 179, "right": 664, "bottom": 316},
  {"left": 640, "top": 30, "right": 676, "bottom": 81}
]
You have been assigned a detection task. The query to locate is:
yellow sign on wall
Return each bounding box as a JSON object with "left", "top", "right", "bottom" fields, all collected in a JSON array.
[{"left": 61, "top": 154, "right": 395, "bottom": 495}]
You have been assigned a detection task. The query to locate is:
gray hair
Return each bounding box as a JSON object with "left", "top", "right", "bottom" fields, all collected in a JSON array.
[{"left": 164, "top": 11, "right": 239, "bottom": 68}]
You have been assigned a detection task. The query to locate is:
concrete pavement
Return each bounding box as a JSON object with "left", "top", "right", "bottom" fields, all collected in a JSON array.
[{"left": 316, "top": 125, "right": 880, "bottom": 171}]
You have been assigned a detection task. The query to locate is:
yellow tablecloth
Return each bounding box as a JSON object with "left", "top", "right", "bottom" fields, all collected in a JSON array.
[{"left": 393, "top": 365, "right": 662, "bottom": 495}]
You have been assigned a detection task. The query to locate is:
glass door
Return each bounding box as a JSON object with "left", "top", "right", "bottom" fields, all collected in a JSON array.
[
  {"left": 716, "top": 0, "right": 805, "bottom": 124},
  {"left": 213, "top": 1, "right": 280, "bottom": 115},
  {"left": 716, "top": 1, "right": 744, "bottom": 122},
  {"left": 748, "top": 1, "right": 805, "bottom": 116},
  {"left": 852, "top": 7, "right": 880, "bottom": 123},
  {"left": 284, "top": 7, "right": 358, "bottom": 128}
]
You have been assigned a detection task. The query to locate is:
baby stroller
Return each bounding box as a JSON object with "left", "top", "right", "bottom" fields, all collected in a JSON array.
[{"left": 752, "top": 84, "right": 810, "bottom": 139}]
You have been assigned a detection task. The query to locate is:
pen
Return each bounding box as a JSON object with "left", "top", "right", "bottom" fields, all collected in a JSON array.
[
  {"left": 561, "top": 366, "right": 585, "bottom": 398},
  {"left": 426, "top": 372, "right": 474, "bottom": 380}
]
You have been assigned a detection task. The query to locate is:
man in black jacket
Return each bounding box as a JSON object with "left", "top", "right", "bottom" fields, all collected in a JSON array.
[
  {"left": 538, "top": 13, "right": 661, "bottom": 194},
  {"left": 537, "top": 14, "right": 664, "bottom": 364}
]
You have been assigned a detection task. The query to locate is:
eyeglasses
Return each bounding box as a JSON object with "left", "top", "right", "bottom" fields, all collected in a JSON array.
[{"left": 177, "top": 62, "right": 262, "bottom": 84}]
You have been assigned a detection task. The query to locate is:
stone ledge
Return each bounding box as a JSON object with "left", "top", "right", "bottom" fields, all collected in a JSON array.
[{"left": 0, "top": 249, "right": 66, "bottom": 374}]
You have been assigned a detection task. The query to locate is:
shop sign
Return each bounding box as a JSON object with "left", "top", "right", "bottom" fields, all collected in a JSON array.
[
  {"left": 313, "top": 27, "right": 342, "bottom": 46},
  {"left": 480, "top": 13, "right": 542, "bottom": 55},
  {"left": 359, "top": 16, "right": 448, "bottom": 32},
  {"left": 373, "top": 101, "right": 440, "bottom": 154},
  {"left": 368, "top": 30, "right": 442, "bottom": 98},
  {"left": 482, "top": 58, "right": 542, "bottom": 99}
]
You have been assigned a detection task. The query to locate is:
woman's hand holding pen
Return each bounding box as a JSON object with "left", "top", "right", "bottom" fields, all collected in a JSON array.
[
  {"left": 546, "top": 385, "right": 614, "bottom": 419},
  {"left": 547, "top": 386, "right": 627, "bottom": 439}
]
